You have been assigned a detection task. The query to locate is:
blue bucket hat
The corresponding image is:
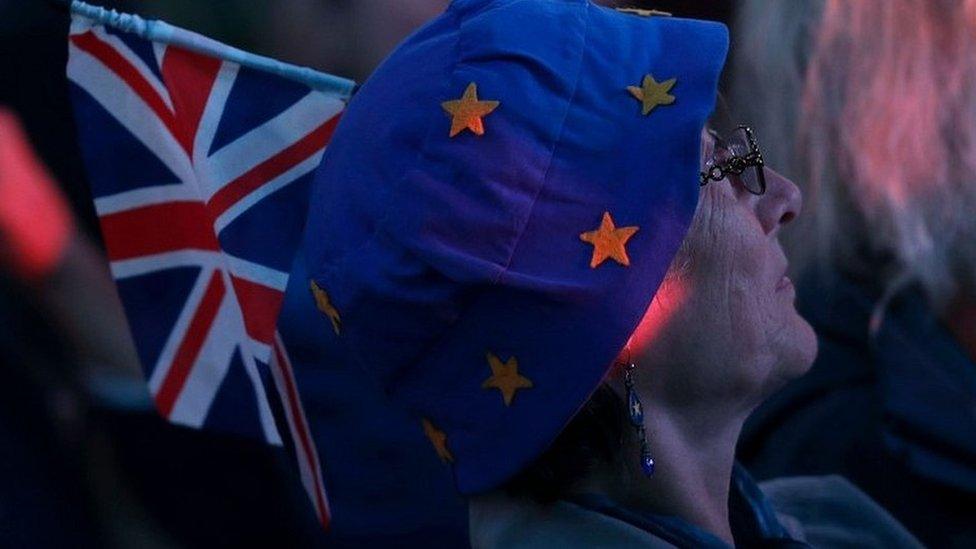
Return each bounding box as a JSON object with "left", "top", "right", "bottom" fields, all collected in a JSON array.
[{"left": 304, "top": 0, "right": 728, "bottom": 495}]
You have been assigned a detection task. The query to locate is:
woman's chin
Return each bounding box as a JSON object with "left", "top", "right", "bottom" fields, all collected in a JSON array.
[
  {"left": 782, "top": 314, "right": 819, "bottom": 379},
  {"left": 757, "top": 315, "right": 819, "bottom": 400}
]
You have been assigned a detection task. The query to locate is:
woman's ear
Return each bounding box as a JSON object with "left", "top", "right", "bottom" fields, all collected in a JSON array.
[
  {"left": 616, "top": 342, "right": 634, "bottom": 367},
  {"left": 607, "top": 342, "right": 635, "bottom": 372},
  {"left": 607, "top": 343, "right": 633, "bottom": 382}
]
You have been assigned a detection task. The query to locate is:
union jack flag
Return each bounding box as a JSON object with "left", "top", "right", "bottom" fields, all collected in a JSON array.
[{"left": 66, "top": 7, "right": 349, "bottom": 528}]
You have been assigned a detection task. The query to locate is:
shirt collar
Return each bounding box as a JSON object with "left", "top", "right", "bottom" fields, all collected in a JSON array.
[{"left": 564, "top": 463, "right": 807, "bottom": 548}]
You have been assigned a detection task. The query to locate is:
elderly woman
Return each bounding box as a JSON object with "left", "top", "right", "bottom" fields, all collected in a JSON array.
[
  {"left": 730, "top": 1, "right": 976, "bottom": 546},
  {"left": 303, "top": 0, "right": 920, "bottom": 546}
]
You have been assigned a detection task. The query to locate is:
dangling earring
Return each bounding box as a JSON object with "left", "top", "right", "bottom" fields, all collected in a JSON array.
[{"left": 623, "top": 361, "right": 655, "bottom": 477}]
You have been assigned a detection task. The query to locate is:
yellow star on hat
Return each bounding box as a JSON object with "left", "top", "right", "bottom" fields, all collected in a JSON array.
[
  {"left": 627, "top": 74, "right": 677, "bottom": 116},
  {"left": 580, "top": 211, "right": 640, "bottom": 268},
  {"left": 441, "top": 82, "right": 500, "bottom": 137},
  {"left": 422, "top": 418, "right": 454, "bottom": 463},
  {"left": 482, "top": 353, "right": 533, "bottom": 406},
  {"left": 310, "top": 280, "right": 342, "bottom": 335}
]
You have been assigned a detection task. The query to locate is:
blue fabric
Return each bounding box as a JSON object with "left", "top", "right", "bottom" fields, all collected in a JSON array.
[
  {"left": 304, "top": 0, "right": 728, "bottom": 495},
  {"left": 277, "top": 252, "right": 469, "bottom": 545}
]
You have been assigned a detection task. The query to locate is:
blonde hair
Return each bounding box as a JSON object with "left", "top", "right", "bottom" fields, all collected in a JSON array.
[{"left": 733, "top": 0, "right": 976, "bottom": 313}]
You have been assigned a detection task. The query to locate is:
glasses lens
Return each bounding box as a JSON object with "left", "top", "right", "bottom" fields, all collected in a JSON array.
[
  {"left": 700, "top": 130, "right": 716, "bottom": 173},
  {"left": 737, "top": 168, "right": 763, "bottom": 195},
  {"left": 727, "top": 129, "right": 752, "bottom": 157},
  {"left": 729, "top": 128, "right": 765, "bottom": 195}
]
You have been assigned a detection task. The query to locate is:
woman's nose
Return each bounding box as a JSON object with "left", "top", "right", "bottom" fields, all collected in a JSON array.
[{"left": 756, "top": 167, "right": 802, "bottom": 234}]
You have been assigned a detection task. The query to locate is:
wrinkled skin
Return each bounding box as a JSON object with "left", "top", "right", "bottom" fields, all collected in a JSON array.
[{"left": 628, "top": 130, "right": 817, "bottom": 422}]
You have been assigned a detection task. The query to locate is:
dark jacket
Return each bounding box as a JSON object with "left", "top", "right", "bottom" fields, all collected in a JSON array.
[
  {"left": 740, "top": 270, "right": 976, "bottom": 547},
  {"left": 470, "top": 464, "right": 921, "bottom": 548}
]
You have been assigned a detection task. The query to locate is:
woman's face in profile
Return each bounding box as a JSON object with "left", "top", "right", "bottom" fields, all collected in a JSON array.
[{"left": 629, "top": 130, "right": 817, "bottom": 409}]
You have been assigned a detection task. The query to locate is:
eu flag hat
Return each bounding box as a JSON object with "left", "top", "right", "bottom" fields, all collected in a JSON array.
[{"left": 304, "top": 0, "right": 728, "bottom": 495}]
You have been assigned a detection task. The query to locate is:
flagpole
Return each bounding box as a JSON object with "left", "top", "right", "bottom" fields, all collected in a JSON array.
[{"left": 60, "top": 0, "right": 358, "bottom": 99}]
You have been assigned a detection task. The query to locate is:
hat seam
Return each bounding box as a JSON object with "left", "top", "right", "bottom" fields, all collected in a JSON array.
[
  {"left": 341, "top": 0, "right": 488, "bottom": 416},
  {"left": 490, "top": 0, "right": 591, "bottom": 286},
  {"left": 312, "top": 4, "right": 469, "bottom": 387}
]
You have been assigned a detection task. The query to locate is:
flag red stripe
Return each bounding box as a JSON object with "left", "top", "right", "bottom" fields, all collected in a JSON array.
[
  {"left": 100, "top": 202, "right": 220, "bottom": 261},
  {"left": 230, "top": 275, "right": 283, "bottom": 345},
  {"left": 207, "top": 114, "right": 341, "bottom": 218},
  {"left": 70, "top": 32, "right": 181, "bottom": 143},
  {"left": 155, "top": 272, "right": 226, "bottom": 417},
  {"left": 160, "top": 46, "right": 223, "bottom": 156},
  {"left": 274, "top": 341, "right": 331, "bottom": 528}
]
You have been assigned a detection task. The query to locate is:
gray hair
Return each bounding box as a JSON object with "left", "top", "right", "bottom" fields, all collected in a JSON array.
[{"left": 730, "top": 0, "right": 976, "bottom": 315}]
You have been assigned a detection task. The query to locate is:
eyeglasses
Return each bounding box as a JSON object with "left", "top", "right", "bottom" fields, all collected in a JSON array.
[{"left": 699, "top": 125, "right": 767, "bottom": 195}]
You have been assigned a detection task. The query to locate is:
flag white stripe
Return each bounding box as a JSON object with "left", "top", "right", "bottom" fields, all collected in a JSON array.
[
  {"left": 238, "top": 346, "right": 283, "bottom": 446},
  {"left": 167, "top": 290, "right": 242, "bottom": 427},
  {"left": 94, "top": 183, "right": 196, "bottom": 216},
  {"left": 223, "top": 254, "right": 289, "bottom": 292},
  {"left": 146, "top": 264, "right": 217, "bottom": 394},
  {"left": 217, "top": 269, "right": 282, "bottom": 444},
  {"left": 270, "top": 334, "right": 331, "bottom": 522},
  {"left": 68, "top": 42, "right": 196, "bottom": 186},
  {"left": 245, "top": 337, "right": 273, "bottom": 363},
  {"left": 213, "top": 151, "right": 324, "bottom": 233},
  {"left": 152, "top": 42, "right": 167, "bottom": 76},
  {"left": 69, "top": 13, "right": 95, "bottom": 35},
  {"left": 110, "top": 250, "right": 219, "bottom": 280},
  {"left": 89, "top": 24, "right": 175, "bottom": 111},
  {"left": 193, "top": 62, "right": 238, "bottom": 177},
  {"left": 203, "top": 92, "right": 344, "bottom": 195}
]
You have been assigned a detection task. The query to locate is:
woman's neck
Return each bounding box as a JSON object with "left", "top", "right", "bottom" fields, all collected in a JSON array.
[{"left": 622, "top": 403, "right": 749, "bottom": 546}]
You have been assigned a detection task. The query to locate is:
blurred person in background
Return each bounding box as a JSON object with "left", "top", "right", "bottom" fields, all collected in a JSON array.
[
  {"left": 263, "top": 0, "right": 731, "bottom": 83},
  {"left": 0, "top": 107, "right": 106, "bottom": 548},
  {"left": 267, "top": 0, "right": 451, "bottom": 81},
  {"left": 730, "top": 1, "right": 976, "bottom": 546}
]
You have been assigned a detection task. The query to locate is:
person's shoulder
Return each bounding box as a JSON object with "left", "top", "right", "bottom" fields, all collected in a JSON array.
[
  {"left": 760, "top": 475, "right": 924, "bottom": 548},
  {"left": 468, "top": 491, "right": 677, "bottom": 549}
]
